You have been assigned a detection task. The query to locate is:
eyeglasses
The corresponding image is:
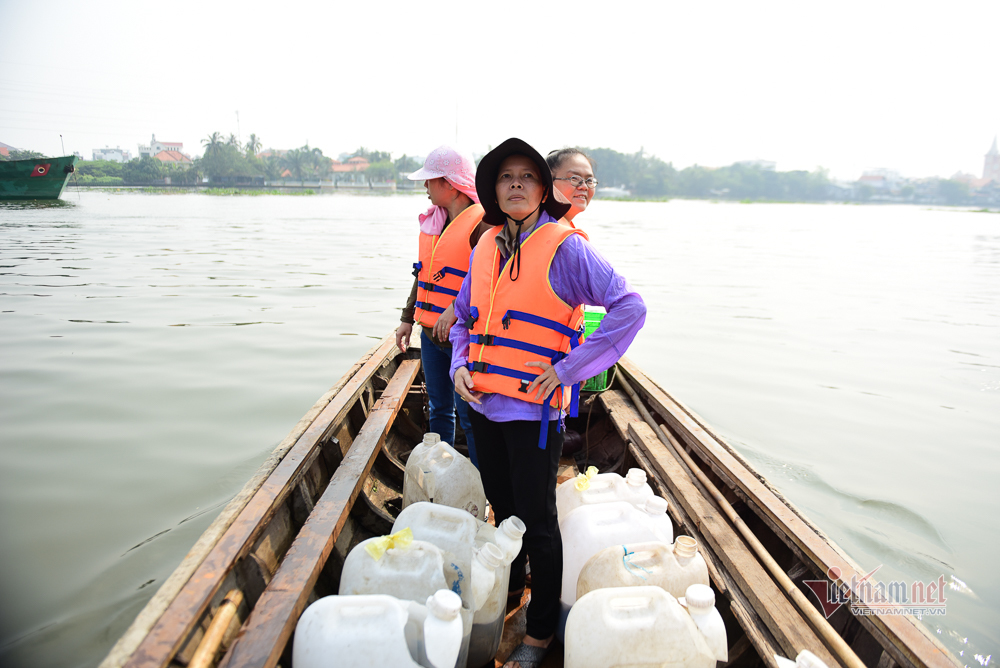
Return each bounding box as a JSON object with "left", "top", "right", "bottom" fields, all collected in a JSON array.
[{"left": 554, "top": 176, "right": 598, "bottom": 189}]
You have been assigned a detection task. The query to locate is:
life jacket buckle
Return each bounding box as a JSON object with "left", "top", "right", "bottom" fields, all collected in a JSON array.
[
  {"left": 470, "top": 361, "right": 488, "bottom": 373},
  {"left": 411, "top": 262, "right": 422, "bottom": 278},
  {"left": 464, "top": 316, "right": 478, "bottom": 329},
  {"left": 502, "top": 313, "right": 511, "bottom": 330},
  {"left": 479, "top": 334, "right": 496, "bottom": 346},
  {"left": 432, "top": 270, "right": 444, "bottom": 282},
  {"left": 518, "top": 380, "right": 530, "bottom": 393}
]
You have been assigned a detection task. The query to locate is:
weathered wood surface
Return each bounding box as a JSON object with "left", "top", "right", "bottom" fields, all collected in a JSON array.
[
  {"left": 219, "top": 358, "right": 420, "bottom": 668},
  {"left": 626, "top": 420, "right": 839, "bottom": 665},
  {"left": 618, "top": 357, "right": 959, "bottom": 668},
  {"left": 119, "top": 337, "right": 401, "bottom": 668}
]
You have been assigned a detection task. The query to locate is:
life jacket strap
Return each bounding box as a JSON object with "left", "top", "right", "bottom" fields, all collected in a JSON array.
[
  {"left": 415, "top": 301, "right": 446, "bottom": 314},
  {"left": 431, "top": 266, "right": 468, "bottom": 282},
  {"left": 469, "top": 334, "right": 562, "bottom": 359},
  {"left": 417, "top": 281, "right": 460, "bottom": 297},
  {"left": 411, "top": 261, "right": 422, "bottom": 278},
  {"left": 502, "top": 310, "right": 581, "bottom": 340}
]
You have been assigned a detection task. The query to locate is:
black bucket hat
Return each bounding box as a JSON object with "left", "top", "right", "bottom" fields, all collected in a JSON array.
[{"left": 476, "top": 138, "right": 572, "bottom": 226}]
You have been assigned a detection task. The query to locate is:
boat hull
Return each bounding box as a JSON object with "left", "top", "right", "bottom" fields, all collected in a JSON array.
[{"left": 0, "top": 155, "right": 78, "bottom": 200}]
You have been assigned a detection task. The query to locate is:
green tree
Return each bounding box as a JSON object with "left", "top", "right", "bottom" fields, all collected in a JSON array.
[
  {"left": 122, "top": 156, "right": 165, "bottom": 184},
  {"left": 394, "top": 154, "right": 421, "bottom": 175},
  {"left": 245, "top": 134, "right": 262, "bottom": 157},
  {"left": 366, "top": 160, "right": 396, "bottom": 182},
  {"left": 1, "top": 148, "right": 46, "bottom": 161},
  {"left": 202, "top": 132, "right": 223, "bottom": 158},
  {"left": 937, "top": 179, "right": 970, "bottom": 205}
]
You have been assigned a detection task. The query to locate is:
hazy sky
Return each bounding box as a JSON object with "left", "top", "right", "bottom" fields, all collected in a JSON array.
[{"left": 1, "top": 0, "right": 997, "bottom": 181}]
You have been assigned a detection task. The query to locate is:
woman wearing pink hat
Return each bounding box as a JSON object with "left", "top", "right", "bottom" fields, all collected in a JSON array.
[{"left": 395, "top": 146, "right": 484, "bottom": 465}]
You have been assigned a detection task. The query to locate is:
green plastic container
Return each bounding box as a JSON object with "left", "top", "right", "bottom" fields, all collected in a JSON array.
[{"left": 581, "top": 310, "right": 610, "bottom": 391}]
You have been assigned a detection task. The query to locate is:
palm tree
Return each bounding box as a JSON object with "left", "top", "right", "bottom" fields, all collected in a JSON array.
[
  {"left": 282, "top": 149, "right": 306, "bottom": 183},
  {"left": 227, "top": 133, "right": 240, "bottom": 147},
  {"left": 246, "top": 134, "right": 262, "bottom": 158},
  {"left": 201, "top": 132, "right": 223, "bottom": 158}
]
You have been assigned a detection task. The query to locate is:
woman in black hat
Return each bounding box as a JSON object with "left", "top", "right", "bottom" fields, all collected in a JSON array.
[{"left": 449, "top": 138, "right": 646, "bottom": 667}]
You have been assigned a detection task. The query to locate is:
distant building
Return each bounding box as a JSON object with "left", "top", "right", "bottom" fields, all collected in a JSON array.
[
  {"left": 984, "top": 137, "right": 999, "bottom": 183},
  {"left": 0, "top": 140, "right": 15, "bottom": 157},
  {"left": 734, "top": 159, "right": 776, "bottom": 171},
  {"left": 858, "top": 168, "right": 902, "bottom": 190},
  {"left": 138, "top": 134, "right": 186, "bottom": 159},
  {"left": 153, "top": 150, "right": 192, "bottom": 166},
  {"left": 93, "top": 147, "right": 132, "bottom": 163},
  {"left": 330, "top": 156, "right": 369, "bottom": 173}
]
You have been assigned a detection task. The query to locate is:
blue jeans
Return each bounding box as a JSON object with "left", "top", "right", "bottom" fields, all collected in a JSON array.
[{"left": 420, "top": 329, "right": 478, "bottom": 468}]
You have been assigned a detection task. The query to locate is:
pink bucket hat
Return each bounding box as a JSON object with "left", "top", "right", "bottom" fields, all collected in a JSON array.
[{"left": 408, "top": 146, "right": 479, "bottom": 203}]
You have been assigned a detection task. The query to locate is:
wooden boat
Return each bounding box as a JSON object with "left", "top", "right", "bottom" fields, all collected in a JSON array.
[
  {"left": 0, "top": 155, "right": 78, "bottom": 199},
  {"left": 99, "top": 334, "right": 960, "bottom": 668}
]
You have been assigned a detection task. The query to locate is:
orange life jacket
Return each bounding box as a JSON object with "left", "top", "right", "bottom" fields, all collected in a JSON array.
[
  {"left": 558, "top": 216, "right": 578, "bottom": 229},
  {"left": 465, "top": 222, "right": 588, "bottom": 426},
  {"left": 412, "top": 203, "right": 484, "bottom": 328}
]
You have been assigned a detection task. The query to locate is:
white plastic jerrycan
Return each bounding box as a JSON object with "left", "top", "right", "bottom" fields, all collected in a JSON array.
[
  {"left": 560, "top": 501, "right": 673, "bottom": 608},
  {"left": 681, "top": 584, "right": 728, "bottom": 663},
  {"left": 564, "top": 585, "right": 726, "bottom": 668},
  {"left": 404, "top": 433, "right": 487, "bottom": 520},
  {"left": 471, "top": 543, "right": 504, "bottom": 611},
  {"left": 468, "top": 517, "right": 526, "bottom": 668},
  {"left": 293, "top": 590, "right": 463, "bottom": 668},
  {"left": 576, "top": 535, "right": 709, "bottom": 600},
  {"left": 393, "top": 501, "right": 479, "bottom": 667},
  {"left": 339, "top": 530, "right": 448, "bottom": 602},
  {"left": 775, "top": 649, "right": 831, "bottom": 668},
  {"left": 556, "top": 467, "right": 654, "bottom": 520}
]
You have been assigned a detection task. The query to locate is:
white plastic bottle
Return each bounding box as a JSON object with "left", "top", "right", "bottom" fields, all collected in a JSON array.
[
  {"left": 339, "top": 537, "right": 448, "bottom": 601},
  {"left": 556, "top": 467, "right": 655, "bottom": 520},
  {"left": 468, "top": 517, "right": 524, "bottom": 668},
  {"left": 682, "top": 584, "right": 728, "bottom": 662},
  {"left": 393, "top": 501, "right": 479, "bottom": 667},
  {"left": 293, "top": 590, "right": 464, "bottom": 668},
  {"left": 641, "top": 496, "right": 674, "bottom": 544},
  {"left": 404, "top": 433, "right": 488, "bottom": 520},
  {"left": 471, "top": 543, "right": 504, "bottom": 611},
  {"left": 575, "top": 536, "right": 711, "bottom": 601},
  {"left": 563, "top": 586, "right": 722, "bottom": 668}
]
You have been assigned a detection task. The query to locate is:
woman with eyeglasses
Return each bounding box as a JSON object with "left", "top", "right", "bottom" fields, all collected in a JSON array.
[
  {"left": 547, "top": 148, "right": 598, "bottom": 228},
  {"left": 450, "top": 138, "right": 645, "bottom": 668}
]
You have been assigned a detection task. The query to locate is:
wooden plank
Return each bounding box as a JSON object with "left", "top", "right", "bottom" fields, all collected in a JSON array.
[
  {"left": 121, "top": 337, "right": 401, "bottom": 668},
  {"left": 627, "top": 421, "right": 839, "bottom": 666},
  {"left": 100, "top": 338, "right": 394, "bottom": 668},
  {"left": 618, "top": 358, "right": 959, "bottom": 668},
  {"left": 220, "top": 358, "right": 420, "bottom": 668},
  {"left": 626, "top": 361, "right": 959, "bottom": 668}
]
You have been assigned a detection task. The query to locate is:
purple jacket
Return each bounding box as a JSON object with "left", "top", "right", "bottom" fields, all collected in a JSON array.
[{"left": 449, "top": 213, "right": 646, "bottom": 422}]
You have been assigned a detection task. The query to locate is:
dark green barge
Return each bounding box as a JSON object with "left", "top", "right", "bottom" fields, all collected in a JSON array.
[{"left": 0, "top": 155, "right": 78, "bottom": 200}]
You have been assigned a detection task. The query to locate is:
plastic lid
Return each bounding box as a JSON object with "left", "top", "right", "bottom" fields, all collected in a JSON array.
[
  {"left": 426, "top": 589, "right": 461, "bottom": 620},
  {"left": 626, "top": 468, "right": 647, "bottom": 487},
  {"left": 644, "top": 496, "right": 668, "bottom": 516},
  {"left": 499, "top": 516, "right": 526, "bottom": 539},
  {"left": 423, "top": 433, "right": 441, "bottom": 445},
  {"left": 795, "top": 650, "right": 830, "bottom": 668},
  {"left": 476, "top": 543, "right": 504, "bottom": 569},
  {"left": 685, "top": 584, "right": 715, "bottom": 611}
]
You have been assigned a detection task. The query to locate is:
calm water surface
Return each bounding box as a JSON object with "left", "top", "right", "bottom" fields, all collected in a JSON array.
[{"left": 1, "top": 193, "right": 997, "bottom": 666}]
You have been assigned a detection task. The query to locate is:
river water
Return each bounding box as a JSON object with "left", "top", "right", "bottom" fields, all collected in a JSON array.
[{"left": 0, "top": 192, "right": 997, "bottom": 667}]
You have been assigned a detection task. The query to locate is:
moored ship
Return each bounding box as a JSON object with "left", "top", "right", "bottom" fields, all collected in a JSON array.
[{"left": 0, "top": 155, "right": 78, "bottom": 200}]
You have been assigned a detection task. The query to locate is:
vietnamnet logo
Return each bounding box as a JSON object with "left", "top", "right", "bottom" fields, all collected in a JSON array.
[{"left": 803, "top": 565, "right": 948, "bottom": 618}]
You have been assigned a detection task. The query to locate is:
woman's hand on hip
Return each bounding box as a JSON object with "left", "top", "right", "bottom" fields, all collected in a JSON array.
[
  {"left": 524, "top": 361, "right": 562, "bottom": 402},
  {"left": 454, "top": 366, "right": 483, "bottom": 405}
]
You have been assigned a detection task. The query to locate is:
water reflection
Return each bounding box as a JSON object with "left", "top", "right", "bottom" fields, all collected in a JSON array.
[{"left": 0, "top": 199, "right": 77, "bottom": 211}]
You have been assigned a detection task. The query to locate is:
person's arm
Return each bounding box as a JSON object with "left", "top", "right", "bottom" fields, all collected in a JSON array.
[
  {"left": 548, "top": 234, "right": 646, "bottom": 385},
  {"left": 395, "top": 276, "right": 419, "bottom": 352}
]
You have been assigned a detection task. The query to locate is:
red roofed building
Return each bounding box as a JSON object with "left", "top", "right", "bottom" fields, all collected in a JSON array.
[
  {"left": 154, "top": 150, "right": 193, "bottom": 165},
  {"left": 330, "top": 156, "right": 369, "bottom": 173},
  {"left": 139, "top": 134, "right": 188, "bottom": 160}
]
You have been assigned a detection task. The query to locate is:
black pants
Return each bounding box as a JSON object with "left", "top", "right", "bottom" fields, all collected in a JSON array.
[{"left": 469, "top": 410, "right": 564, "bottom": 640}]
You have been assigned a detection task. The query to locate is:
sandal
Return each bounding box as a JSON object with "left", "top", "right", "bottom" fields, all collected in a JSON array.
[{"left": 505, "top": 640, "right": 552, "bottom": 668}]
